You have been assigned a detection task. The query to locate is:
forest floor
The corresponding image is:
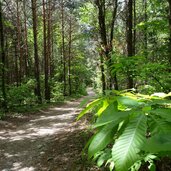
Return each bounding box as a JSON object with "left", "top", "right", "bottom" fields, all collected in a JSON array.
[{"left": 0, "top": 88, "right": 100, "bottom": 171}]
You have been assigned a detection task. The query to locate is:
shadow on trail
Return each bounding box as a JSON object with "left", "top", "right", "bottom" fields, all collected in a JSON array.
[{"left": 0, "top": 88, "right": 96, "bottom": 171}]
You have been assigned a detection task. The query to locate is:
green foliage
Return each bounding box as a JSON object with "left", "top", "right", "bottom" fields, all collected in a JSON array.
[
  {"left": 78, "top": 90, "right": 171, "bottom": 171},
  {"left": 51, "top": 81, "right": 64, "bottom": 102},
  {"left": 7, "top": 79, "right": 36, "bottom": 108}
]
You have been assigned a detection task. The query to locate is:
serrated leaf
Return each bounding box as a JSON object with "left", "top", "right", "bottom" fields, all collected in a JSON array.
[
  {"left": 149, "top": 115, "right": 171, "bottom": 135},
  {"left": 143, "top": 133, "right": 171, "bottom": 153},
  {"left": 88, "top": 123, "right": 116, "bottom": 159},
  {"left": 112, "top": 114, "right": 147, "bottom": 171},
  {"left": 117, "top": 96, "right": 139, "bottom": 108},
  {"left": 77, "top": 98, "right": 102, "bottom": 120},
  {"left": 97, "top": 149, "right": 111, "bottom": 167},
  {"left": 79, "top": 97, "right": 93, "bottom": 108},
  {"left": 142, "top": 106, "right": 151, "bottom": 112},
  {"left": 150, "top": 108, "right": 171, "bottom": 122},
  {"left": 97, "top": 99, "right": 109, "bottom": 116},
  {"left": 93, "top": 103, "right": 130, "bottom": 128}
]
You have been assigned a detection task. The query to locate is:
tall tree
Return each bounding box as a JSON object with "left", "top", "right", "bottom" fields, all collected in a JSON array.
[
  {"left": 43, "top": 0, "right": 50, "bottom": 101},
  {"left": 126, "top": 0, "right": 134, "bottom": 88},
  {"left": 144, "top": 0, "right": 147, "bottom": 58},
  {"left": 168, "top": 0, "right": 171, "bottom": 67},
  {"left": 0, "top": 1, "right": 7, "bottom": 109},
  {"left": 95, "top": 0, "right": 118, "bottom": 93},
  {"left": 16, "top": 0, "right": 23, "bottom": 83},
  {"left": 68, "top": 15, "right": 72, "bottom": 96},
  {"left": 31, "top": 0, "right": 42, "bottom": 103},
  {"left": 23, "top": 0, "right": 29, "bottom": 76},
  {"left": 61, "top": 0, "right": 67, "bottom": 96}
]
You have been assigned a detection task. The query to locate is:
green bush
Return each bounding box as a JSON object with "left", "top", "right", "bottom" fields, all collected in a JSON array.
[
  {"left": 78, "top": 90, "right": 171, "bottom": 171},
  {"left": 7, "top": 79, "right": 36, "bottom": 107},
  {"left": 51, "top": 82, "right": 64, "bottom": 101}
]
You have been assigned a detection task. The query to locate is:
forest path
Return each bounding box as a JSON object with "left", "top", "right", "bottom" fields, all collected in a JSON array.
[{"left": 0, "top": 88, "right": 96, "bottom": 171}]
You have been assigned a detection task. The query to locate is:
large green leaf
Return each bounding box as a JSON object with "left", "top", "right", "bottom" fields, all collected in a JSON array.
[
  {"left": 150, "top": 108, "right": 171, "bottom": 122},
  {"left": 97, "top": 99, "right": 109, "bottom": 116},
  {"left": 77, "top": 98, "right": 103, "bottom": 120},
  {"left": 112, "top": 114, "right": 147, "bottom": 171},
  {"left": 149, "top": 115, "right": 171, "bottom": 135},
  {"left": 93, "top": 103, "right": 130, "bottom": 128},
  {"left": 143, "top": 133, "right": 171, "bottom": 152},
  {"left": 88, "top": 123, "right": 117, "bottom": 159},
  {"left": 96, "top": 149, "right": 111, "bottom": 167},
  {"left": 117, "top": 96, "right": 140, "bottom": 109}
]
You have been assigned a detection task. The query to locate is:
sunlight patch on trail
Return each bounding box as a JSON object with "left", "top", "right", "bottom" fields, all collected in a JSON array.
[
  {"left": 0, "top": 89, "right": 95, "bottom": 171},
  {"left": 0, "top": 107, "right": 81, "bottom": 142}
]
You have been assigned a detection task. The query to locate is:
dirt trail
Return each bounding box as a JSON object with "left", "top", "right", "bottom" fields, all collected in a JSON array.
[{"left": 0, "top": 88, "right": 96, "bottom": 171}]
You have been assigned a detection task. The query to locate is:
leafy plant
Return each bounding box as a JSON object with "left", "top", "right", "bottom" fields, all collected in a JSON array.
[
  {"left": 78, "top": 90, "right": 171, "bottom": 171},
  {"left": 7, "top": 79, "right": 36, "bottom": 107}
]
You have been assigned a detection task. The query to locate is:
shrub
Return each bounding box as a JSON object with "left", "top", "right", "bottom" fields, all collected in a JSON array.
[
  {"left": 78, "top": 90, "right": 171, "bottom": 171},
  {"left": 7, "top": 79, "right": 36, "bottom": 107}
]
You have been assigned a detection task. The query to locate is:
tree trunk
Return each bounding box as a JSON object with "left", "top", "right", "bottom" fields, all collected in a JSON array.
[
  {"left": 43, "top": 0, "right": 50, "bottom": 101},
  {"left": 16, "top": 0, "right": 23, "bottom": 83},
  {"left": 144, "top": 0, "right": 148, "bottom": 59},
  {"left": 14, "top": 38, "right": 19, "bottom": 87},
  {"left": 23, "top": 0, "right": 29, "bottom": 77},
  {"left": 61, "top": 0, "right": 67, "bottom": 96},
  {"left": 100, "top": 53, "right": 106, "bottom": 94},
  {"left": 68, "top": 16, "right": 72, "bottom": 96},
  {"left": 126, "top": 0, "right": 134, "bottom": 88},
  {"left": 31, "top": 0, "right": 42, "bottom": 103},
  {"left": 133, "top": 0, "right": 136, "bottom": 55},
  {"left": 0, "top": 1, "right": 7, "bottom": 109},
  {"left": 168, "top": 0, "right": 171, "bottom": 67},
  {"left": 95, "top": 0, "right": 118, "bottom": 91},
  {"left": 95, "top": 0, "right": 108, "bottom": 93}
]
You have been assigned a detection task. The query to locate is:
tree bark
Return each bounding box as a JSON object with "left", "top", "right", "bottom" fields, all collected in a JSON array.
[
  {"left": 43, "top": 0, "right": 50, "bottom": 101},
  {"left": 31, "top": 0, "right": 42, "bottom": 103},
  {"left": 0, "top": 1, "right": 7, "bottom": 109},
  {"left": 100, "top": 54, "right": 106, "bottom": 94},
  {"left": 126, "top": 0, "right": 134, "bottom": 88},
  {"left": 168, "top": 0, "right": 171, "bottom": 67},
  {"left": 144, "top": 0, "right": 148, "bottom": 59},
  {"left": 68, "top": 15, "right": 72, "bottom": 96},
  {"left": 23, "top": 0, "right": 29, "bottom": 77},
  {"left": 95, "top": 0, "right": 118, "bottom": 91},
  {"left": 16, "top": 0, "right": 23, "bottom": 83},
  {"left": 61, "top": 0, "right": 67, "bottom": 96}
]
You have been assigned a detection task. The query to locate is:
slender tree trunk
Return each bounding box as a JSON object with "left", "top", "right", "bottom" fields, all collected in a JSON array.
[
  {"left": 16, "top": 0, "right": 23, "bottom": 83},
  {"left": 109, "top": 0, "right": 118, "bottom": 90},
  {"left": 23, "top": 0, "right": 29, "bottom": 76},
  {"left": 5, "top": 36, "right": 9, "bottom": 85},
  {"left": 43, "top": 0, "right": 50, "bottom": 101},
  {"left": 126, "top": 0, "right": 134, "bottom": 88},
  {"left": 31, "top": 0, "right": 42, "bottom": 103},
  {"left": 0, "top": 1, "right": 7, "bottom": 109},
  {"left": 95, "top": 0, "right": 107, "bottom": 93},
  {"left": 168, "top": 0, "right": 171, "bottom": 67},
  {"left": 133, "top": 0, "right": 136, "bottom": 55},
  {"left": 61, "top": 0, "right": 67, "bottom": 96},
  {"left": 95, "top": 0, "right": 118, "bottom": 91},
  {"left": 100, "top": 54, "right": 106, "bottom": 94},
  {"left": 144, "top": 0, "right": 148, "bottom": 59},
  {"left": 50, "top": 26, "right": 54, "bottom": 77},
  {"left": 14, "top": 38, "right": 19, "bottom": 87},
  {"left": 68, "top": 16, "right": 72, "bottom": 96}
]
